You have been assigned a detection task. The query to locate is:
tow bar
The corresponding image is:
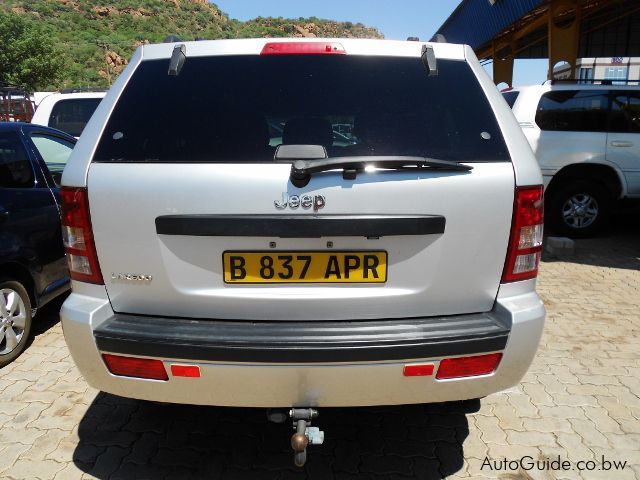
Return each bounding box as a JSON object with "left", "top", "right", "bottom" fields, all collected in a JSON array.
[{"left": 267, "top": 408, "right": 324, "bottom": 467}]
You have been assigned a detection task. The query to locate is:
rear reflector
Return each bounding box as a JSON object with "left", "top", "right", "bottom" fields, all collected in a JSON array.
[
  {"left": 102, "top": 354, "right": 168, "bottom": 381},
  {"left": 261, "top": 42, "right": 346, "bottom": 55},
  {"left": 502, "top": 186, "right": 544, "bottom": 283},
  {"left": 403, "top": 364, "right": 435, "bottom": 376},
  {"left": 170, "top": 364, "right": 201, "bottom": 378},
  {"left": 436, "top": 353, "right": 502, "bottom": 380},
  {"left": 61, "top": 187, "right": 103, "bottom": 284}
]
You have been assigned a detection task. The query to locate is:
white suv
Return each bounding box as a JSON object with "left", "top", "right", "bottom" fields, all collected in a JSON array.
[
  {"left": 505, "top": 84, "right": 640, "bottom": 237},
  {"left": 31, "top": 91, "right": 106, "bottom": 138},
  {"left": 60, "top": 38, "right": 545, "bottom": 464}
]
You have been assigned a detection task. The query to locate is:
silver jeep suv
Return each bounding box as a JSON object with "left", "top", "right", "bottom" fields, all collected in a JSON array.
[{"left": 60, "top": 38, "right": 545, "bottom": 462}]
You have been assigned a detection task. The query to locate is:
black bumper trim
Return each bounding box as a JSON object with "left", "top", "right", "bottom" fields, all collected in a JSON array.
[
  {"left": 155, "top": 214, "right": 446, "bottom": 238},
  {"left": 94, "top": 313, "right": 509, "bottom": 363}
]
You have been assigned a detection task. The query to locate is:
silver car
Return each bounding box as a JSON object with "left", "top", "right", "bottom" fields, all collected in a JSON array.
[
  {"left": 60, "top": 38, "right": 545, "bottom": 465},
  {"left": 504, "top": 83, "right": 640, "bottom": 237}
]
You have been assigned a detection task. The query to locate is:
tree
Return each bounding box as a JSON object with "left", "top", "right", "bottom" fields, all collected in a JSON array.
[{"left": 0, "top": 12, "right": 67, "bottom": 91}]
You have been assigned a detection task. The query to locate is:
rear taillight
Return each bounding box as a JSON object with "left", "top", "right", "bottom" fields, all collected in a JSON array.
[
  {"left": 61, "top": 187, "right": 103, "bottom": 284},
  {"left": 502, "top": 186, "right": 544, "bottom": 283},
  {"left": 102, "top": 354, "right": 168, "bottom": 381},
  {"left": 436, "top": 353, "right": 503, "bottom": 380},
  {"left": 260, "top": 42, "right": 346, "bottom": 55}
]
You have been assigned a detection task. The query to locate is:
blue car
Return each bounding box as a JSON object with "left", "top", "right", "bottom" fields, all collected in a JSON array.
[{"left": 0, "top": 122, "right": 75, "bottom": 367}]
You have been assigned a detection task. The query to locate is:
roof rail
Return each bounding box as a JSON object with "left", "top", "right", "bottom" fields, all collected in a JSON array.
[
  {"left": 60, "top": 87, "right": 107, "bottom": 94},
  {"left": 551, "top": 78, "right": 638, "bottom": 85}
]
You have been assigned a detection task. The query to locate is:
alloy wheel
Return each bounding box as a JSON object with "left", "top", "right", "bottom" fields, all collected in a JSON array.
[
  {"left": 561, "top": 193, "right": 599, "bottom": 229},
  {"left": 0, "top": 288, "right": 27, "bottom": 355}
]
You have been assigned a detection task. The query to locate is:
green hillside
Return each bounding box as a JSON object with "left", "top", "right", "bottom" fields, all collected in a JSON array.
[{"left": 2, "top": 0, "right": 384, "bottom": 89}]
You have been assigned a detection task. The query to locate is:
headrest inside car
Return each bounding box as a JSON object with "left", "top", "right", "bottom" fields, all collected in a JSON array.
[{"left": 283, "top": 118, "right": 333, "bottom": 148}]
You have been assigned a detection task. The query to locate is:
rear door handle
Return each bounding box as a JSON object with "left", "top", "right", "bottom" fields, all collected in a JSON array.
[
  {"left": 610, "top": 141, "right": 634, "bottom": 147},
  {"left": 0, "top": 209, "right": 9, "bottom": 223}
]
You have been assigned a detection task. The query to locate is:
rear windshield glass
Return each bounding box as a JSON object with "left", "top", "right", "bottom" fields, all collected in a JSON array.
[
  {"left": 48, "top": 98, "right": 102, "bottom": 137},
  {"left": 93, "top": 56, "right": 509, "bottom": 163}
]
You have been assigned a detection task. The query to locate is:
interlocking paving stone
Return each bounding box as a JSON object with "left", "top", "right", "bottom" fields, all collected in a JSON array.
[
  {"left": 2, "top": 458, "right": 65, "bottom": 480},
  {"left": 1, "top": 223, "right": 639, "bottom": 479}
]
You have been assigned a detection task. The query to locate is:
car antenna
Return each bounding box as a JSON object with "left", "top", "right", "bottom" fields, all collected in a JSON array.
[
  {"left": 168, "top": 44, "right": 186, "bottom": 76},
  {"left": 421, "top": 45, "right": 437, "bottom": 76}
]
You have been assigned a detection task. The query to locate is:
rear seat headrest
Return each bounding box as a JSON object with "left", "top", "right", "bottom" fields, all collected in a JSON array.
[{"left": 283, "top": 117, "right": 333, "bottom": 148}]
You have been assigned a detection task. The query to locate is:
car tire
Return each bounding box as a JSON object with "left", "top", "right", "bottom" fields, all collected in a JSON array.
[
  {"left": 545, "top": 180, "right": 612, "bottom": 238},
  {"left": 0, "top": 280, "right": 33, "bottom": 368}
]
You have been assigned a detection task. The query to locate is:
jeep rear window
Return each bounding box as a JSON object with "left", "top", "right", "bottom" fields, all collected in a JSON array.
[{"left": 93, "top": 55, "right": 510, "bottom": 163}]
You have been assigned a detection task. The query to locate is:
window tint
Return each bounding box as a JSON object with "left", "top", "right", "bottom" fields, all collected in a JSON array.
[
  {"left": 536, "top": 90, "right": 609, "bottom": 132},
  {"left": 94, "top": 56, "right": 510, "bottom": 163},
  {"left": 48, "top": 98, "right": 102, "bottom": 137},
  {"left": 30, "top": 134, "right": 75, "bottom": 186},
  {"left": 0, "top": 132, "right": 34, "bottom": 188},
  {"left": 609, "top": 92, "right": 640, "bottom": 133},
  {"left": 502, "top": 91, "right": 519, "bottom": 109}
]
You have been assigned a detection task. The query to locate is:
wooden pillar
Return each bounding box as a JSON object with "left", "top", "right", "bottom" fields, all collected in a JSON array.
[
  {"left": 493, "top": 39, "right": 515, "bottom": 87},
  {"left": 548, "top": 0, "right": 581, "bottom": 80}
]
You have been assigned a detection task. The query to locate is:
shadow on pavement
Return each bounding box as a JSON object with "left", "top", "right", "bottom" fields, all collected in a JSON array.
[
  {"left": 74, "top": 393, "right": 479, "bottom": 479},
  {"left": 542, "top": 207, "right": 640, "bottom": 271},
  {"left": 29, "top": 291, "right": 69, "bottom": 339}
]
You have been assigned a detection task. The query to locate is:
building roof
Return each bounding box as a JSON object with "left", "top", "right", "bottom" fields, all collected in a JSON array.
[
  {"left": 435, "top": 0, "right": 545, "bottom": 49},
  {"left": 436, "top": 0, "right": 640, "bottom": 60}
]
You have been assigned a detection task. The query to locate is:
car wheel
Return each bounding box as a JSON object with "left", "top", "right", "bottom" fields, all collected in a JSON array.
[
  {"left": 546, "top": 180, "right": 611, "bottom": 238},
  {"left": 0, "top": 280, "right": 32, "bottom": 368}
]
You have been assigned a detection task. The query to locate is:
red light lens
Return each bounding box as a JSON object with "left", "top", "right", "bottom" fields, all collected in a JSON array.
[
  {"left": 170, "top": 364, "right": 201, "bottom": 378},
  {"left": 436, "top": 353, "right": 502, "bottom": 380},
  {"left": 102, "top": 354, "right": 168, "bottom": 381},
  {"left": 403, "top": 364, "right": 435, "bottom": 376},
  {"left": 502, "top": 186, "right": 544, "bottom": 283},
  {"left": 517, "top": 187, "right": 544, "bottom": 226},
  {"left": 260, "top": 42, "right": 346, "bottom": 55},
  {"left": 60, "top": 187, "right": 103, "bottom": 284}
]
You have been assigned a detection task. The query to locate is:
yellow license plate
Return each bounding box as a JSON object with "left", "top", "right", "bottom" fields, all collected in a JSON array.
[{"left": 223, "top": 251, "right": 387, "bottom": 284}]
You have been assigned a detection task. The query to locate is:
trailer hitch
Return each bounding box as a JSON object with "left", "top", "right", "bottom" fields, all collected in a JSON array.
[
  {"left": 267, "top": 408, "right": 324, "bottom": 467},
  {"left": 290, "top": 408, "right": 324, "bottom": 467}
]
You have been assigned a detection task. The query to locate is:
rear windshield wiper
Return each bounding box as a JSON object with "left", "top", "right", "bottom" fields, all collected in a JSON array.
[{"left": 274, "top": 145, "right": 472, "bottom": 187}]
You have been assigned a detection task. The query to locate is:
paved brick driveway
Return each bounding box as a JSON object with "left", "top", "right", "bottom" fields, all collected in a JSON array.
[{"left": 1, "top": 220, "right": 639, "bottom": 479}]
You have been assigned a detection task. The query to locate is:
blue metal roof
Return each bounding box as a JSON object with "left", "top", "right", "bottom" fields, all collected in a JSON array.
[{"left": 436, "top": 0, "right": 545, "bottom": 50}]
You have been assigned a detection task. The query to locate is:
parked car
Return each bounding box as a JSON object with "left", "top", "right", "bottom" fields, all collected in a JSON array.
[
  {"left": 504, "top": 83, "right": 640, "bottom": 237},
  {"left": 60, "top": 38, "right": 545, "bottom": 465},
  {"left": 0, "top": 122, "right": 75, "bottom": 367},
  {"left": 31, "top": 91, "right": 106, "bottom": 138}
]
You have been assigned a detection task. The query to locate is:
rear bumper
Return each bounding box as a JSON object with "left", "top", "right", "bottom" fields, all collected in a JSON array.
[
  {"left": 94, "top": 313, "right": 509, "bottom": 363},
  {"left": 61, "top": 282, "right": 545, "bottom": 407}
]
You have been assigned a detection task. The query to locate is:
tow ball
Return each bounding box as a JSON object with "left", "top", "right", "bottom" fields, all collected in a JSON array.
[{"left": 267, "top": 408, "right": 324, "bottom": 467}]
